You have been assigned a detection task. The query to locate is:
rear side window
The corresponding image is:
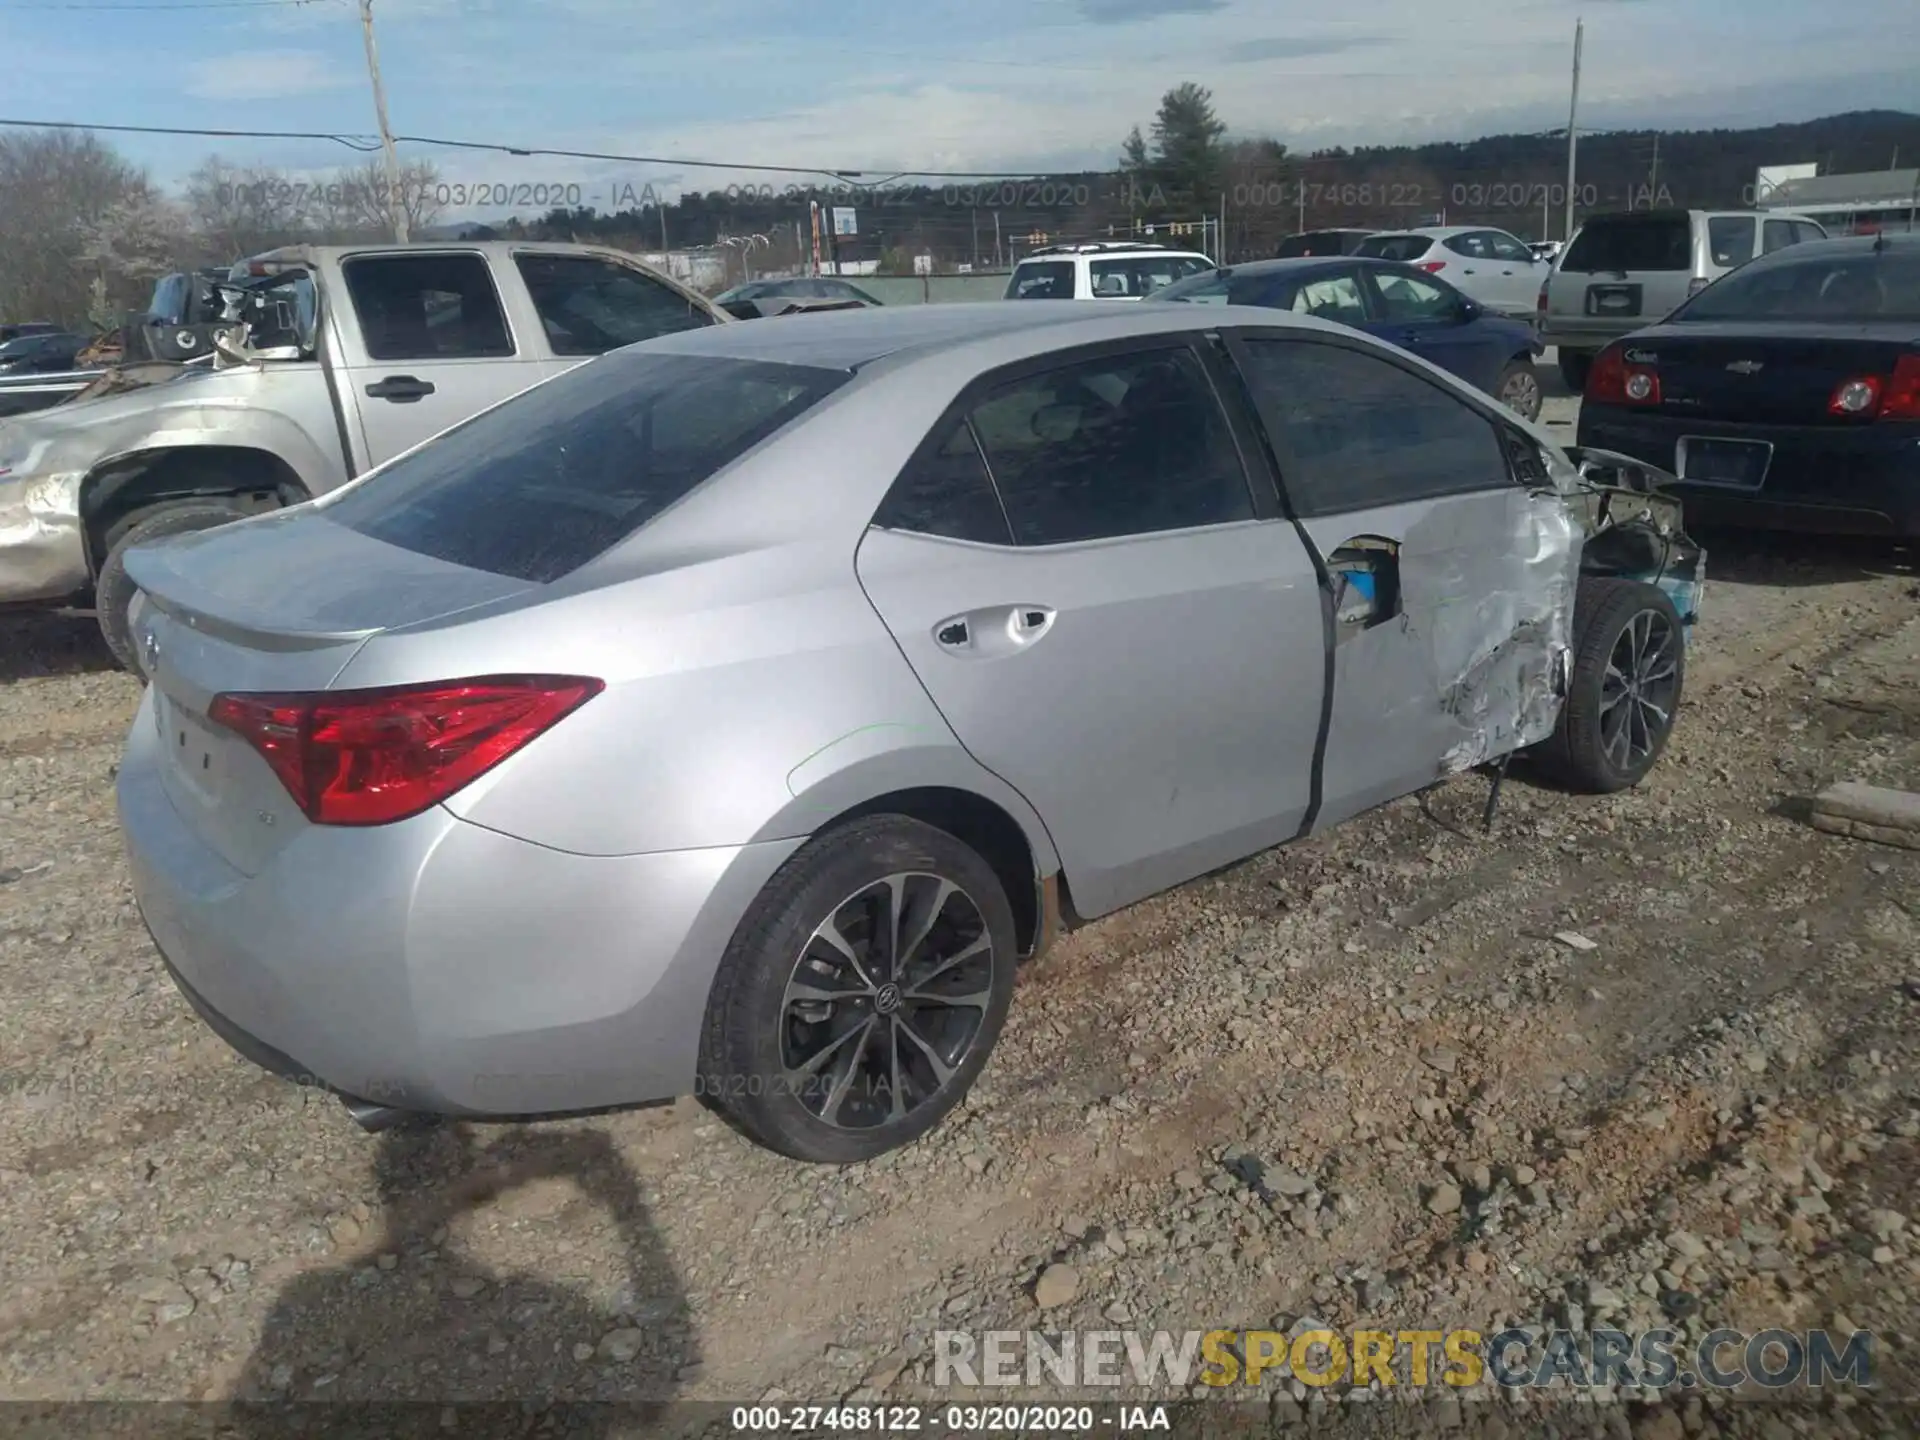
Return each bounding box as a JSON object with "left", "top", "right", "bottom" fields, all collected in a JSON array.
[
  {"left": 1006, "top": 262, "right": 1075, "bottom": 299},
  {"left": 1089, "top": 255, "right": 1212, "bottom": 297},
  {"left": 1236, "top": 338, "right": 1507, "bottom": 516},
  {"left": 323, "top": 353, "right": 846, "bottom": 583},
  {"left": 1793, "top": 221, "right": 1826, "bottom": 245},
  {"left": 1356, "top": 235, "right": 1433, "bottom": 262},
  {"left": 1708, "top": 217, "right": 1756, "bottom": 268},
  {"left": 873, "top": 421, "right": 1012, "bottom": 545},
  {"left": 1289, "top": 273, "right": 1367, "bottom": 322},
  {"left": 966, "top": 346, "right": 1252, "bottom": 546},
  {"left": 1562, "top": 217, "right": 1690, "bottom": 272},
  {"left": 1444, "top": 233, "right": 1491, "bottom": 259},
  {"left": 1762, "top": 219, "right": 1798, "bottom": 254},
  {"left": 514, "top": 254, "right": 713, "bottom": 355},
  {"left": 342, "top": 253, "right": 514, "bottom": 360}
]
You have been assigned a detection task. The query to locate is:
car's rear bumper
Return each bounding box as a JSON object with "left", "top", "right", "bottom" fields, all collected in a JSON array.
[
  {"left": 118, "top": 689, "right": 802, "bottom": 1118},
  {"left": 1540, "top": 316, "right": 1641, "bottom": 354},
  {"left": 1577, "top": 407, "right": 1920, "bottom": 538}
]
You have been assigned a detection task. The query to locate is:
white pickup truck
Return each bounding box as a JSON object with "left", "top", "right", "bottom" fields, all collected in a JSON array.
[{"left": 0, "top": 241, "right": 729, "bottom": 668}]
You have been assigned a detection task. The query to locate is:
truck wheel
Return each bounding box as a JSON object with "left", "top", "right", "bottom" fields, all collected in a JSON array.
[
  {"left": 1535, "top": 577, "right": 1685, "bottom": 794},
  {"left": 96, "top": 500, "right": 252, "bottom": 676},
  {"left": 1557, "top": 350, "right": 1593, "bottom": 392}
]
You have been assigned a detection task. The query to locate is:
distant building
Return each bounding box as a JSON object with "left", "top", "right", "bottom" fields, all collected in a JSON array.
[{"left": 1756, "top": 166, "right": 1919, "bottom": 233}]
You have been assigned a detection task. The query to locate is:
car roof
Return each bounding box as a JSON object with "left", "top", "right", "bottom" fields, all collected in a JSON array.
[
  {"left": 631, "top": 298, "right": 1338, "bottom": 371},
  {"left": 1015, "top": 248, "right": 1211, "bottom": 264},
  {"left": 1746, "top": 230, "right": 1920, "bottom": 259},
  {"left": 1208, "top": 256, "right": 1413, "bottom": 278}
]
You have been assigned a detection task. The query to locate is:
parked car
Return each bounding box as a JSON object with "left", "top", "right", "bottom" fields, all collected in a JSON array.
[
  {"left": 1274, "top": 229, "right": 1377, "bottom": 258},
  {"left": 0, "top": 321, "right": 61, "bottom": 345},
  {"left": 1354, "top": 226, "right": 1551, "bottom": 320},
  {"left": 1151, "top": 256, "right": 1547, "bottom": 419},
  {"left": 715, "top": 277, "right": 883, "bottom": 319},
  {"left": 1541, "top": 208, "right": 1828, "bottom": 390},
  {"left": 0, "top": 330, "right": 85, "bottom": 375},
  {"left": 0, "top": 241, "right": 727, "bottom": 669},
  {"left": 1003, "top": 242, "right": 1214, "bottom": 300},
  {"left": 116, "top": 300, "right": 1701, "bottom": 1163},
  {"left": 1576, "top": 231, "right": 1920, "bottom": 537}
]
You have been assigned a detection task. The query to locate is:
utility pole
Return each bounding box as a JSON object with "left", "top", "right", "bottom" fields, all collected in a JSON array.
[
  {"left": 1563, "top": 18, "right": 1583, "bottom": 245},
  {"left": 358, "top": 0, "right": 408, "bottom": 242}
]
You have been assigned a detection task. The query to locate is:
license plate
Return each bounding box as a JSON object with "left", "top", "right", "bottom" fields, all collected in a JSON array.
[
  {"left": 1586, "top": 284, "right": 1640, "bottom": 316},
  {"left": 1677, "top": 437, "right": 1772, "bottom": 490}
]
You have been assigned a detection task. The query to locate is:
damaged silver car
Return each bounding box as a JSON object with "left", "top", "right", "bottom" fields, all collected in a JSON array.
[{"left": 116, "top": 302, "right": 1702, "bottom": 1165}]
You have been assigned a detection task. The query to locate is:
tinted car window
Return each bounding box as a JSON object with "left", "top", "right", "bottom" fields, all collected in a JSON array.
[
  {"left": 1762, "top": 219, "right": 1798, "bottom": 254},
  {"left": 1278, "top": 232, "right": 1362, "bottom": 258},
  {"left": 323, "top": 353, "right": 846, "bottom": 583},
  {"left": 1367, "top": 270, "right": 1459, "bottom": 321},
  {"left": 1088, "top": 256, "right": 1212, "bottom": 297},
  {"left": 342, "top": 253, "right": 514, "bottom": 360},
  {"left": 515, "top": 254, "right": 712, "bottom": 356},
  {"left": 1444, "top": 233, "right": 1491, "bottom": 259},
  {"left": 1673, "top": 248, "right": 1920, "bottom": 322},
  {"left": 968, "top": 347, "right": 1252, "bottom": 546},
  {"left": 1708, "top": 217, "right": 1756, "bottom": 268},
  {"left": 1793, "top": 221, "right": 1826, "bottom": 245},
  {"left": 1356, "top": 235, "right": 1433, "bottom": 262},
  {"left": 1562, "top": 216, "right": 1690, "bottom": 272},
  {"left": 873, "top": 421, "right": 1012, "bottom": 545},
  {"left": 1237, "top": 338, "right": 1506, "bottom": 515},
  {"left": 1006, "top": 262, "right": 1075, "bottom": 299}
]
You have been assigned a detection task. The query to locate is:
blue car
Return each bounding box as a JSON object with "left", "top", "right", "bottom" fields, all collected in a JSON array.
[{"left": 1151, "top": 256, "right": 1546, "bottom": 420}]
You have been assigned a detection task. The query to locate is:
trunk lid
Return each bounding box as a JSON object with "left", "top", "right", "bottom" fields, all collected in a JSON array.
[
  {"left": 1615, "top": 322, "right": 1918, "bottom": 424},
  {"left": 125, "top": 507, "right": 537, "bottom": 876}
]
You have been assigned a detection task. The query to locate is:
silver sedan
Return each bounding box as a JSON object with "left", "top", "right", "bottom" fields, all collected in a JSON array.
[{"left": 116, "top": 301, "right": 1703, "bottom": 1163}]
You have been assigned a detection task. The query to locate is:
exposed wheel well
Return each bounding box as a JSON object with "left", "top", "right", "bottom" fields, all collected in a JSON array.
[
  {"left": 81, "top": 446, "right": 310, "bottom": 575},
  {"left": 821, "top": 787, "right": 1043, "bottom": 956}
]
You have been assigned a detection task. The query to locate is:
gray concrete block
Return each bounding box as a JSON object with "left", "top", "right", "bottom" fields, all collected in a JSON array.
[{"left": 1811, "top": 782, "right": 1920, "bottom": 835}]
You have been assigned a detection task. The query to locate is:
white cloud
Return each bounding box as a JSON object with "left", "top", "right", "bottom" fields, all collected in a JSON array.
[{"left": 184, "top": 49, "right": 353, "bottom": 103}]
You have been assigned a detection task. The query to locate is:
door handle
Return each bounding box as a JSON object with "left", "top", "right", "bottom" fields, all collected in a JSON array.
[
  {"left": 936, "top": 619, "right": 970, "bottom": 648},
  {"left": 365, "top": 375, "right": 436, "bottom": 403},
  {"left": 934, "top": 605, "right": 1054, "bottom": 657}
]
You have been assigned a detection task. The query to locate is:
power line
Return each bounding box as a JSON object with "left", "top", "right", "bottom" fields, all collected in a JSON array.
[
  {"left": 0, "top": 117, "right": 1051, "bottom": 181},
  {"left": 0, "top": 0, "right": 336, "bottom": 9}
]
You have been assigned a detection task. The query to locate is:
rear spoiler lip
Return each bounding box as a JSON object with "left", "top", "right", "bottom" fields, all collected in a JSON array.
[{"left": 136, "top": 586, "right": 381, "bottom": 653}]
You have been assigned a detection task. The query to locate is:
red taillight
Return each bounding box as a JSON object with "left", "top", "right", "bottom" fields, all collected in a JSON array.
[
  {"left": 1585, "top": 344, "right": 1661, "bottom": 406},
  {"left": 1882, "top": 354, "right": 1920, "bottom": 419},
  {"left": 1828, "top": 375, "right": 1882, "bottom": 418},
  {"left": 1536, "top": 283, "right": 1549, "bottom": 318},
  {"left": 1419, "top": 260, "right": 1446, "bottom": 273},
  {"left": 1824, "top": 356, "right": 1920, "bottom": 421},
  {"left": 208, "top": 675, "right": 603, "bottom": 826}
]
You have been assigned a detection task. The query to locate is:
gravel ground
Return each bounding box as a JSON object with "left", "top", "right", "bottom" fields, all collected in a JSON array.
[{"left": 3, "top": 378, "right": 1919, "bottom": 1436}]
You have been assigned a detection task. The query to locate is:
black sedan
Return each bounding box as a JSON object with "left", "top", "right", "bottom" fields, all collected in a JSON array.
[
  {"left": 1576, "top": 232, "right": 1920, "bottom": 537},
  {"left": 1151, "top": 256, "right": 1547, "bottom": 419}
]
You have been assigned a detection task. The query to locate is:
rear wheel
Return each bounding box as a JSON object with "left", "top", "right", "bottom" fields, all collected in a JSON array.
[
  {"left": 96, "top": 499, "right": 253, "bottom": 676},
  {"left": 1537, "top": 577, "right": 1685, "bottom": 793},
  {"left": 1557, "top": 350, "right": 1593, "bottom": 392},
  {"left": 1496, "top": 359, "right": 1543, "bottom": 421},
  {"left": 698, "top": 816, "right": 1018, "bottom": 1163}
]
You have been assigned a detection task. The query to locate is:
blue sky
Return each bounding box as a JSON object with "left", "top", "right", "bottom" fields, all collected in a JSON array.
[{"left": 2, "top": 0, "right": 1915, "bottom": 218}]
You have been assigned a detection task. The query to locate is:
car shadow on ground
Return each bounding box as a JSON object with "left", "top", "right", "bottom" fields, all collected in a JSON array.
[
  {"left": 1689, "top": 528, "right": 1918, "bottom": 589},
  {"left": 0, "top": 612, "right": 116, "bottom": 682},
  {"left": 224, "top": 1124, "right": 695, "bottom": 1440}
]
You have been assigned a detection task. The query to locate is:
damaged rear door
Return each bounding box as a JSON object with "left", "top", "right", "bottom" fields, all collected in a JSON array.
[{"left": 1223, "top": 330, "right": 1579, "bottom": 831}]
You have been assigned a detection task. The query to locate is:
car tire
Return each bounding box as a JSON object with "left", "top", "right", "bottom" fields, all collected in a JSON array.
[
  {"left": 1496, "top": 358, "right": 1544, "bottom": 421},
  {"left": 96, "top": 499, "right": 253, "bottom": 676},
  {"left": 698, "top": 815, "right": 1019, "bottom": 1164},
  {"left": 1557, "top": 350, "right": 1593, "bottom": 392},
  {"left": 1536, "top": 577, "right": 1685, "bottom": 794}
]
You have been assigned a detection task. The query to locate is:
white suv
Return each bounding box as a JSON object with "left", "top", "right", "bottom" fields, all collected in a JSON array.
[{"left": 1004, "top": 242, "right": 1215, "bottom": 300}]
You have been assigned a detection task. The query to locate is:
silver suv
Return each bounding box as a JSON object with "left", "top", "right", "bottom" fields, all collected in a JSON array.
[{"left": 1541, "top": 208, "right": 1826, "bottom": 388}]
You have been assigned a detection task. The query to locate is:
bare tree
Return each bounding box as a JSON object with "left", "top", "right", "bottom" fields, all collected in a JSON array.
[
  {"left": 182, "top": 156, "right": 316, "bottom": 262},
  {"left": 0, "top": 129, "right": 158, "bottom": 326}
]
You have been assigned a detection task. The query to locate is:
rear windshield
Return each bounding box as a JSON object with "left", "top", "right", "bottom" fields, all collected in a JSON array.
[
  {"left": 1674, "top": 247, "right": 1920, "bottom": 323},
  {"left": 1006, "top": 261, "right": 1075, "bottom": 299},
  {"left": 322, "top": 352, "right": 847, "bottom": 583},
  {"left": 1562, "top": 216, "right": 1690, "bottom": 272},
  {"left": 1354, "top": 235, "right": 1432, "bottom": 262},
  {"left": 1276, "top": 232, "right": 1364, "bottom": 258}
]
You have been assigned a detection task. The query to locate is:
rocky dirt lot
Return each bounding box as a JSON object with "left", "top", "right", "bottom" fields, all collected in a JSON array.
[{"left": 2, "top": 383, "right": 1917, "bottom": 1437}]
